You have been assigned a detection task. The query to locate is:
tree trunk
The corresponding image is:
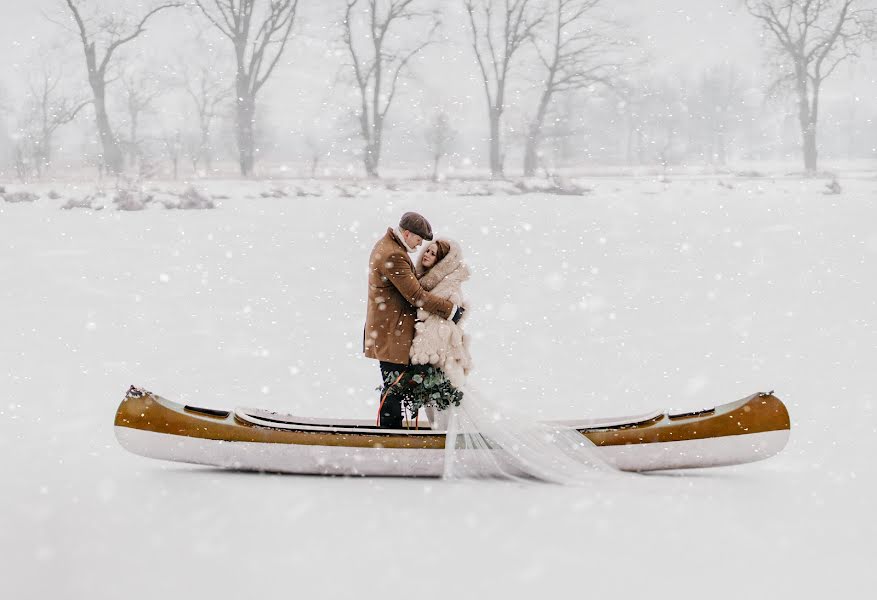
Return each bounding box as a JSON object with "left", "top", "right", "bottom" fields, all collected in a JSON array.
[
  {"left": 716, "top": 130, "right": 727, "bottom": 166},
  {"left": 82, "top": 40, "right": 123, "bottom": 175},
  {"left": 34, "top": 135, "right": 46, "bottom": 178},
  {"left": 636, "top": 129, "right": 645, "bottom": 164},
  {"left": 34, "top": 150, "right": 44, "bottom": 179},
  {"left": 524, "top": 85, "right": 553, "bottom": 177},
  {"left": 128, "top": 113, "right": 140, "bottom": 170},
  {"left": 235, "top": 92, "right": 255, "bottom": 176},
  {"left": 363, "top": 114, "right": 383, "bottom": 178},
  {"left": 625, "top": 106, "right": 636, "bottom": 166},
  {"left": 795, "top": 67, "right": 818, "bottom": 175},
  {"left": 364, "top": 141, "right": 380, "bottom": 178},
  {"left": 93, "top": 91, "right": 123, "bottom": 175},
  {"left": 14, "top": 144, "right": 28, "bottom": 181},
  {"left": 523, "top": 127, "right": 539, "bottom": 177},
  {"left": 431, "top": 153, "right": 440, "bottom": 181},
  {"left": 802, "top": 126, "right": 817, "bottom": 173},
  {"left": 198, "top": 105, "right": 214, "bottom": 173},
  {"left": 37, "top": 126, "right": 52, "bottom": 177},
  {"left": 488, "top": 107, "right": 503, "bottom": 178},
  {"left": 202, "top": 125, "right": 213, "bottom": 173}
]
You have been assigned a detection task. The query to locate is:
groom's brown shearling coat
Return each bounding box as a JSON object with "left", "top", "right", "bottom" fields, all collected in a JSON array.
[{"left": 364, "top": 228, "right": 454, "bottom": 364}]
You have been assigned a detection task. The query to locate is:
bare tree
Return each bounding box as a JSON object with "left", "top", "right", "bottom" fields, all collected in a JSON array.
[
  {"left": 162, "top": 129, "right": 183, "bottom": 179},
  {"left": 61, "top": 0, "right": 181, "bottom": 175},
  {"left": 0, "top": 86, "right": 13, "bottom": 170},
  {"left": 524, "top": 0, "right": 620, "bottom": 176},
  {"left": 119, "top": 68, "right": 163, "bottom": 170},
  {"left": 0, "top": 85, "right": 10, "bottom": 118},
  {"left": 341, "top": 0, "right": 439, "bottom": 178},
  {"left": 424, "top": 110, "right": 455, "bottom": 181},
  {"left": 301, "top": 100, "right": 355, "bottom": 178},
  {"left": 689, "top": 63, "right": 747, "bottom": 166},
  {"left": 539, "top": 90, "right": 581, "bottom": 165},
  {"left": 304, "top": 134, "right": 324, "bottom": 178},
  {"left": 11, "top": 136, "right": 32, "bottom": 181},
  {"left": 24, "top": 60, "right": 91, "bottom": 177},
  {"left": 178, "top": 47, "right": 233, "bottom": 174},
  {"left": 194, "top": 0, "right": 299, "bottom": 176},
  {"left": 616, "top": 77, "right": 688, "bottom": 167},
  {"left": 464, "top": 0, "right": 544, "bottom": 178},
  {"left": 616, "top": 79, "right": 645, "bottom": 165},
  {"left": 745, "top": 0, "right": 876, "bottom": 173}
]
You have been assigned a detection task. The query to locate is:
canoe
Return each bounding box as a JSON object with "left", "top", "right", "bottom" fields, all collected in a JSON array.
[{"left": 114, "top": 386, "right": 791, "bottom": 476}]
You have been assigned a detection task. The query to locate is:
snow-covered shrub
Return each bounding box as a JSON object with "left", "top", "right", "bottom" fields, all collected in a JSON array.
[
  {"left": 294, "top": 184, "right": 321, "bottom": 197},
  {"left": 335, "top": 183, "right": 363, "bottom": 198},
  {"left": 113, "top": 189, "right": 153, "bottom": 211},
  {"left": 260, "top": 188, "right": 288, "bottom": 198},
  {"left": 153, "top": 192, "right": 182, "bottom": 209},
  {"left": 175, "top": 186, "right": 215, "bottom": 210},
  {"left": 457, "top": 180, "right": 522, "bottom": 196},
  {"left": 824, "top": 179, "right": 842, "bottom": 195},
  {"left": 61, "top": 196, "right": 96, "bottom": 210},
  {"left": 3, "top": 191, "right": 39, "bottom": 203},
  {"left": 456, "top": 181, "right": 492, "bottom": 196},
  {"left": 48, "top": 190, "right": 61, "bottom": 200},
  {"left": 514, "top": 177, "right": 591, "bottom": 196}
]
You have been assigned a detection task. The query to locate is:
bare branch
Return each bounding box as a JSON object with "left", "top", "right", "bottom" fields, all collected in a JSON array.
[
  {"left": 194, "top": 1, "right": 234, "bottom": 39},
  {"left": 745, "top": 0, "right": 875, "bottom": 171},
  {"left": 341, "top": 0, "right": 438, "bottom": 175},
  {"left": 193, "top": 0, "right": 301, "bottom": 174},
  {"left": 99, "top": 3, "right": 183, "bottom": 75}
]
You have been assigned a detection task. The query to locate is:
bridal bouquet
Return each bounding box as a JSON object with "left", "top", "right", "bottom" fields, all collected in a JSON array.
[{"left": 379, "top": 366, "right": 463, "bottom": 416}]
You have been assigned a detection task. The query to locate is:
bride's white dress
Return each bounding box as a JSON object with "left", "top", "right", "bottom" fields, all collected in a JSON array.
[
  {"left": 409, "top": 238, "right": 615, "bottom": 482},
  {"left": 439, "top": 384, "right": 617, "bottom": 483}
]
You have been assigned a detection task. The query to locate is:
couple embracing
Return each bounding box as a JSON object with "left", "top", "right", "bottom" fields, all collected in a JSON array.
[
  {"left": 363, "top": 211, "right": 471, "bottom": 430},
  {"left": 363, "top": 212, "right": 613, "bottom": 482}
]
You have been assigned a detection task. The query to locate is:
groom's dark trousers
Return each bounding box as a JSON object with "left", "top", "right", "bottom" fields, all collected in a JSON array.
[{"left": 379, "top": 361, "right": 428, "bottom": 428}]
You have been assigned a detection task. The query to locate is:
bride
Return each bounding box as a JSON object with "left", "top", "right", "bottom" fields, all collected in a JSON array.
[
  {"left": 409, "top": 238, "right": 615, "bottom": 483},
  {"left": 409, "top": 239, "right": 472, "bottom": 429}
]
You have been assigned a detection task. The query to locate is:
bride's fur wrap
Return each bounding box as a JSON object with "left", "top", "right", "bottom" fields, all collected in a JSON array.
[{"left": 410, "top": 239, "right": 473, "bottom": 389}]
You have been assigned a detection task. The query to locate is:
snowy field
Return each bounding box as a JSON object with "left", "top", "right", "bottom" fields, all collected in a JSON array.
[{"left": 2, "top": 175, "right": 876, "bottom": 599}]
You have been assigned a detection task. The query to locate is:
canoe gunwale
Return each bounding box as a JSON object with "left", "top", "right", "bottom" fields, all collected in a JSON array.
[
  {"left": 116, "top": 387, "right": 790, "bottom": 443},
  {"left": 114, "top": 387, "right": 791, "bottom": 473}
]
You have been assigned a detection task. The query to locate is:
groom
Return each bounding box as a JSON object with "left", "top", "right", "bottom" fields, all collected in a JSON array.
[{"left": 364, "top": 212, "right": 464, "bottom": 428}]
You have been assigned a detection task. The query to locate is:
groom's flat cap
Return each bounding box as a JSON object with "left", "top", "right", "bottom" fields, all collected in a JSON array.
[{"left": 399, "top": 212, "right": 433, "bottom": 241}]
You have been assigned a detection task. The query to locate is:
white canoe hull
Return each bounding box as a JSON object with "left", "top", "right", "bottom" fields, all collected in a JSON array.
[{"left": 115, "top": 425, "right": 791, "bottom": 476}]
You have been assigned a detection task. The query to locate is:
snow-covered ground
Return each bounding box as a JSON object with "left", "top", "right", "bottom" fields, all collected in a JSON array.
[{"left": 2, "top": 175, "right": 875, "bottom": 599}]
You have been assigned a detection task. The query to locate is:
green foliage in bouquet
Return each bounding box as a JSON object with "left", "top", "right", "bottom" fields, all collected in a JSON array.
[{"left": 379, "top": 366, "right": 463, "bottom": 416}]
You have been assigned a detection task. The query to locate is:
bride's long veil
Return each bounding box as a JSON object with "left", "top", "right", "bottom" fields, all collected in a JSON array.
[{"left": 442, "top": 384, "right": 618, "bottom": 483}]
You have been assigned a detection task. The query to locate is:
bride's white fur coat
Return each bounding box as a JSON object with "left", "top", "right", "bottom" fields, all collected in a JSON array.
[{"left": 409, "top": 239, "right": 473, "bottom": 392}]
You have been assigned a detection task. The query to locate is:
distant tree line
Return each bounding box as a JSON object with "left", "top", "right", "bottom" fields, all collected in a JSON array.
[{"left": 0, "top": 0, "right": 874, "bottom": 180}]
